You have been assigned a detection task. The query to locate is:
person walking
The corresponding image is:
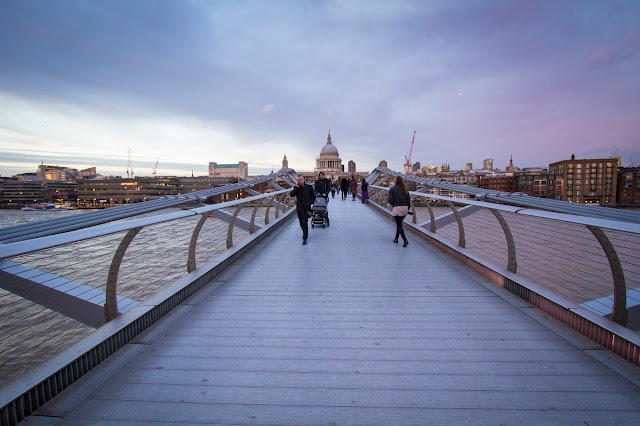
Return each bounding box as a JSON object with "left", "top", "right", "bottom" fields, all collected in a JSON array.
[
  {"left": 314, "top": 172, "right": 330, "bottom": 200},
  {"left": 330, "top": 181, "right": 336, "bottom": 199},
  {"left": 340, "top": 177, "right": 349, "bottom": 200},
  {"left": 350, "top": 176, "right": 358, "bottom": 201},
  {"left": 290, "top": 175, "right": 316, "bottom": 245},
  {"left": 389, "top": 176, "right": 411, "bottom": 247},
  {"left": 361, "top": 178, "right": 369, "bottom": 203}
]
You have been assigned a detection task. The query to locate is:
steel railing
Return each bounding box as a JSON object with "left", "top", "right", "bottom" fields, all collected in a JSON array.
[
  {"left": 0, "top": 188, "right": 296, "bottom": 425},
  {"left": 361, "top": 175, "right": 640, "bottom": 367},
  {"left": 0, "top": 168, "right": 298, "bottom": 244},
  {"left": 366, "top": 183, "right": 640, "bottom": 325}
]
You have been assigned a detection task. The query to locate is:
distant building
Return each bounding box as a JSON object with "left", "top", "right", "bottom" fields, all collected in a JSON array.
[
  {"left": 423, "top": 165, "right": 438, "bottom": 174},
  {"left": 209, "top": 162, "right": 248, "bottom": 180},
  {"left": 506, "top": 155, "right": 520, "bottom": 173},
  {"left": 36, "top": 164, "right": 78, "bottom": 181},
  {"left": 465, "top": 163, "right": 473, "bottom": 171},
  {"left": 378, "top": 160, "right": 388, "bottom": 168},
  {"left": 437, "top": 162, "right": 450, "bottom": 173},
  {"left": 612, "top": 154, "right": 623, "bottom": 167},
  {"left": 548, "top": 155, "right": 617, "bottom": 205},
  {"left": 78, "top": 167, "right": 97, "bottom": 178},
  {"left": 477, "top": 173, "right": 517, "bottom": 193},
  {"left": 77, "top": 176, "right": 239, "bottom": 207},
  {"left": 177, "top": 176, "right": 247, "bottom": 203},
  {"left": 515, "top": 168, "right": 549, "bottom": 197},
  {"left": 412, "top": 162, "right": 421, "bottom": 174},
  {"left": 617, "top": 167, "right": 640, "bottom": 207},
  {"left": 282, "top": 154, "right": 288, "bottom": 169},
  {"left": 1, "top": 180, "right": 77, "bottom": 205},
  {"left": 315, "top": 130, "right": 343, "bottom": 180},
  {"left": 422, "top": 170, "right": 472, "bottom": 199},
  {"left": 482, "top": 159, "right": 494, "bottom": 170},
  {"left": 1, "top": 180, "right": 45, "bottom": 205},
  {"left": 15, "top": 173, "right": 38, "bottom": 181},
  {"left": 348, "top": 160, "right": 356, "bottom": 173}
]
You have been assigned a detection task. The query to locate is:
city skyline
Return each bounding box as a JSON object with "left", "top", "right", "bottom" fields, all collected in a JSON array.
[{"left": 1, "top": 1, "right": 639, "bottom": 177}]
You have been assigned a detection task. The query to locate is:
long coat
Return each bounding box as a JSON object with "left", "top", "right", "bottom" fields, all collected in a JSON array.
[
  {"left": 290, "top": 183, "right": 316, "bottom": 215},
  {"left": 350, "top": 179, "right": 357, "bottom": 193},
  {"left": 361, "top": 181, "right": 369, "bottom": 201}
]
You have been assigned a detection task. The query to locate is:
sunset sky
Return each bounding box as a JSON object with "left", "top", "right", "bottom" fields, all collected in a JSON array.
[{"left": 1, "top": 0, "right": 639, "bottom": 177}]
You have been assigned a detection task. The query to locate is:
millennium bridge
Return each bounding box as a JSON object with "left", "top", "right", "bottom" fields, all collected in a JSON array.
[{"left": 1, "top": 167, "right": 640, "bottom": 424}]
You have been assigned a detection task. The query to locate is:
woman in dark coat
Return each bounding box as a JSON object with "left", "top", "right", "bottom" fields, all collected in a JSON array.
[
  {"left": 388, "top": 175, "right": 410, "bottom": 247},
  {"left": 350, "top": 177, "right": 358, "bottom": 201},
  {"left": 361, "top": 178, "right": 369, "bottom": 203}
]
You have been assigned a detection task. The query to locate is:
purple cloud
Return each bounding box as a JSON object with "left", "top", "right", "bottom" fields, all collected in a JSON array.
[{"left": 589, "top": 30, "right": 640, "bottom": 66}]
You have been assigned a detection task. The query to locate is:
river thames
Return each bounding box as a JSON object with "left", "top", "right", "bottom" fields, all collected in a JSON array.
[{"left": 0, "top": 208, "right": 94, "bottom": 228}]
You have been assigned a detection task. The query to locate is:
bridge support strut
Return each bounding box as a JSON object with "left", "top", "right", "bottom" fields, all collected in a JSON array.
[
  {"left": 587, "top": 225, "right": 628, "bottom": 326},
  {"left": 105, "top": 227, "right": 141, "bottom": 322}
]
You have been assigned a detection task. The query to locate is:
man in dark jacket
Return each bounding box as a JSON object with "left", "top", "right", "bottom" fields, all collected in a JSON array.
[
  {"left": 314, "top": 172, "right": 331, "bottom": 199},
  {"left": 340, "top": 177, "right": 349, "bottom": 200},
  {"left": 290, "top": 175, "right": 316, "bottom": 245}
]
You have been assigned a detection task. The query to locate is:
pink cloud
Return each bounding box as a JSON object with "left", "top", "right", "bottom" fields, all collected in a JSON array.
[{"left": 589, "top": 30, "right": 640, "bottom": 66}]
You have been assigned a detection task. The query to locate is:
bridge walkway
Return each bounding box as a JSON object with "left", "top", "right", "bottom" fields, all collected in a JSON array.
[{"left": 29, "top": 194, "right": 640, "bottom": 424}]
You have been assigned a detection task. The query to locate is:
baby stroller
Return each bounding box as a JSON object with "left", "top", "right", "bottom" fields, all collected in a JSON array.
[{"left": 311, "top": 196, "right": 330, "bottom": 228}]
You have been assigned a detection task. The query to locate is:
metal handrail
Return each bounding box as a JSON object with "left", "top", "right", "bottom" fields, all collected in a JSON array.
[
  {"left": 368, "top": 184, "right": 638, "bottom": 325},
  {"left": 0, "top": 189, "right": 291, "bottom": 260},
  {"left": 373, "top": 167, "right": 640, "bottom": 224},
  {"left": 369, "top": 185, "right": 640, "bottom": 234},
  {"left": 0, "top": 168, "right": 299, "bottom": 244},
  {"left": 0, "top": 187, "right": 296, "bottom": 424}
]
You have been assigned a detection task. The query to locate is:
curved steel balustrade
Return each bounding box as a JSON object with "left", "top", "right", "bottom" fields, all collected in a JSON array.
[
  {"left": 365, "top": 180, "right": 640, "bottom": 327},
  {"left": 0, "top": 169, "right": 298, "bottom": 244},
  {"left": 370, "top": 167, "right": 640, "bottom": 224},
  {"left": 0, "top": 185, "right": 297, "bottom": 425}
]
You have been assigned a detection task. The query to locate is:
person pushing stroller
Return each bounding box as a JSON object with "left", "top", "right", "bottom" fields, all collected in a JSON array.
[
  {"left": 314, "top": 172, "right": 331, "bottom": 200},
  {"left": 313, "top": 172, "right": 331, "bottom": 227}
]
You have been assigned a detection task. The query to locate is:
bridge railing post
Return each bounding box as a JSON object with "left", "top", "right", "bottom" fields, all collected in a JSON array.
[
  {"left": 105, "top": 227, "right": 142, "bottom": 321},
  {"left": 587, "top": 225, "right": 628, "bottom": 326},
  {"left": 489, "top": 209, "right": 517, "bottom": 273},
  {"left": 446, "top": 201, "right": 466, "bottom": 248}
]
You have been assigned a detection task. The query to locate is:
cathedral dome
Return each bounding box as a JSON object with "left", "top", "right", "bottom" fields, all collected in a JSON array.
[
  {"left": 315, "top": 130, "right": 342, "bottom": 177},
  {"left": 320, "top": 130, "right": 339, "bottom": 156},
  {"left": 320, "top": 143, "right": 339, "bottom": 156}
]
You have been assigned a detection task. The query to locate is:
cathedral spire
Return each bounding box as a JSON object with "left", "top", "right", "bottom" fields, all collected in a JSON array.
[{"left": 327, "top": 129, "right": 332, "bottom": 145}]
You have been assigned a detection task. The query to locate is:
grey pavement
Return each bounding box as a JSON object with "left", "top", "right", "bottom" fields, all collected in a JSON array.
[{"left": 29, "top": 195, "right": 640, "bottom": 424}]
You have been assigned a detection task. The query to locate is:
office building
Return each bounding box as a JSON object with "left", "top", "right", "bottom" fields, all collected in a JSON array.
[
  {"left": 617, "top": 167, "right": 640, "bottom": 206},
  {"left": 477, "top": 173, "right": 517, "bottom": 193},
  {"left": 548, "top": 156, "right": 617, "bottom": 205},
  {"left": 209, "top": 162, "right": 248, "bottom": 180},
  {"left": 515, "top": 168, "right": 549, "bottom": 198}
]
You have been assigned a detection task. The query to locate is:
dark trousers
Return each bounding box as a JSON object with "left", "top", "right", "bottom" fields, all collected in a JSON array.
[
  {"left": 394, "top": 215, "right": 407, "bottom": 241},
  {"left": 341, "top": 189, "right": 347, "bottom": 200},
  {"left": 297, "top": 210, "right": 309, "bottom": 240}
]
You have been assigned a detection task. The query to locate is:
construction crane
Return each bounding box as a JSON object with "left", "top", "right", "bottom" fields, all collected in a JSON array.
[
  {"left": 126, "top": 149, "right": 134, "bottom": 178},
  {"left": 152, "top": 157, "right": 159, "bottom": 178},
  {"left": 404, "top": 131, "right": 416, "bottom": 174}
]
